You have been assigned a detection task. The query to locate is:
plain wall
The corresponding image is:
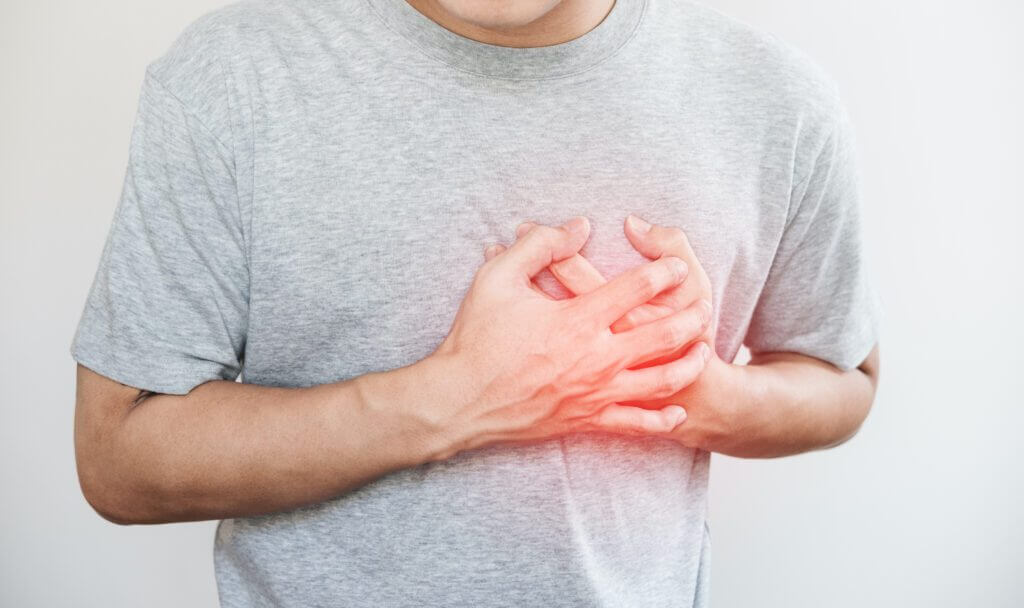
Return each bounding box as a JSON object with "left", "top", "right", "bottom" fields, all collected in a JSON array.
[{"left": 1, "top": 0, "right": 1020, "bottom": 606}]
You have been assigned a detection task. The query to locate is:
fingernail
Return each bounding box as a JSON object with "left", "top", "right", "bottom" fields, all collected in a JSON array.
[
  {"left": 700, "top": 342, "right": 712, "bottom": 362},
  {"left": 668, "top": 256, "right": 688, "bottom": 280},
  {"left": 485, "top": 244, "right": 500, "bottom": 258},
  {"left": 627, "top": 214, "right": 652, "bottom": 233},
  {"left": 670, "top": 406, "right": 688, "bottom": 428},
  {"left": 565, "top": 216, "right": 589, "bottom": 234},
  {"left": 516, "top": 222, "right": 535, "bottom": 238}
]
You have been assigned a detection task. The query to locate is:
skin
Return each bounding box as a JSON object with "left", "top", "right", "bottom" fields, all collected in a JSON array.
[
  {"left": 75, "top": 217, "right": 712, "bottom": 524},
  {"left": 489, "top": 214, "right": 881, "bottom": 458},
  {"left": 403, "top": 0, "right": 615, "bottom": 47},
  {"left": 417, "top": 0, "right": 881, "bottom": 455},
  {"left": 74, "top": 1, "right": 879, "bottom": 524}
]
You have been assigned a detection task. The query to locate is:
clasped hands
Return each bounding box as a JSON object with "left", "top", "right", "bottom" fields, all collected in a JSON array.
[{"left": 427, "top": 214, "right": 741, "bottom": 459}]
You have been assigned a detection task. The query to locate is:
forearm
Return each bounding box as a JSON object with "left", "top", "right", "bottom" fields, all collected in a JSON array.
[
  {"left": 695, "top": 348, "right": 878, "bottom": 458},
  {"left": 77, "top": 358, "right": 453, "bottom": 525}
]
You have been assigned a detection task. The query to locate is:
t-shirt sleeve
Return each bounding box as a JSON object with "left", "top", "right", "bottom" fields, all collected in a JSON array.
[
  {"left": 69, "top": 67, "right": 249, "bottom": 395},
  {"left": 743, "top": 95, "right": 882, "bottom": 371}
]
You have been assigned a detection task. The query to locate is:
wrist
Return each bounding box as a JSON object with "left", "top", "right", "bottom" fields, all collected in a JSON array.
[
  {"left": 685, "top": 354, "right": 753, "bottom": 453},
  {"left": 701, "top": 357, "right": 801, "bottom": 458},
  {"left": 352, "top": 353, "right": 477, "bottom": 465}
]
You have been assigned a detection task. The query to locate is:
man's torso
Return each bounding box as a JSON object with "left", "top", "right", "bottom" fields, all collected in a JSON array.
[{"left": 151, "top": 0, "right": 841, "bottom": 604}]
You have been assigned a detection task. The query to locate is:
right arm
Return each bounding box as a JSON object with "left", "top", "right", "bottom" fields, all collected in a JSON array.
[
  {"left": 76, "top": 218, "right": 713, "bottom": 525},
  {"left": 74, "top": 355, "right": 450, "bottom": 525}
]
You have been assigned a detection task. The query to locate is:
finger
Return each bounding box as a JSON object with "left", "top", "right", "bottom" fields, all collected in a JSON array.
[
  {"left": 585, "top": 403, "right": 687, "bottom": 436},
  {"left": 495, "top": 216, "right": 591, "bottom": 282},
  {"left": 517, "top": 222, "right": 606, "bottom": 298},
  {"left": 529, "top": 280, "right": 554, "bottom": 297},
  {"left": 573, "top": 255, "right": 688, "bottom": 328},
  {"left": 483, "top": 243, "right": 507, "bottom": 262},
  {"left": 545, "top": 252, "right": 678, "bottom": 333},
  {"left": 624, "top": 214, "right": 697, "bottom": 260},
  {"left": 610, "top": 298, "right": 712, "bottom": 369},
  {"left": 601, "top": 341, "right": 711, "bottom": 404},
  {"left": 485, "top": 242, "right": 559, "bottom": 298},
  {"left": 484, "top": 241, "right": 557, "bottom": 298},
  {"left": 515, "top": 221, "right": 536, "bottom": 239},
  {"left": 516, "top": 219, "right": 691, "bottom": 330},
  {"left": 548, "top": 253, "right": 606, "bottom": 295},
  {"left": 624, "top": 214, "right": 714, "bottom": 333},
  {"left": 610, "top": 303, "right": 679, "bottom": 334}
]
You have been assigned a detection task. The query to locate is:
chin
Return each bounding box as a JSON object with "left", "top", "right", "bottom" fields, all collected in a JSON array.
[{"left": 435, "top": 0, "right": 564, "bottom": 30}]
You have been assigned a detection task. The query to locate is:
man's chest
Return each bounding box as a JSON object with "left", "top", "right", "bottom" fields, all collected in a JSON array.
[{"left": 241, "top": 73, "right": 793, "bottom": 385}]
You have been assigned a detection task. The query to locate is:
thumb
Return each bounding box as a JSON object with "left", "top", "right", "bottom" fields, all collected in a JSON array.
[{"left": 587, "top": 403, "right": 688, "bottom": 435}]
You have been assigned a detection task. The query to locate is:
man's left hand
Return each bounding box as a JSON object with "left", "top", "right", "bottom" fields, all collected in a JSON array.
[{"left": 485, "top": 214, "right": 742, "bottom": 452}]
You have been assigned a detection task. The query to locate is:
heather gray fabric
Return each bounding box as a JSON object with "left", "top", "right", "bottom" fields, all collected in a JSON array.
[{"left": 69, "top": 0, "right": 882, "bottom": 605}]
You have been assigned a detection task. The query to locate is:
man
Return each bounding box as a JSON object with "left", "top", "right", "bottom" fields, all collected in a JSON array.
[{"left": 70, "top": 0, "right": 881, "bottom": 605}]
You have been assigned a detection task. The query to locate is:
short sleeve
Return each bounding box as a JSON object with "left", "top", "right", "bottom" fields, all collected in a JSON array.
[
  {"left": 744, "top": 96, "right": 882, "bottom": 371},
  {"left": 69, "top": 68, "right": 249, "bottom": 395}
]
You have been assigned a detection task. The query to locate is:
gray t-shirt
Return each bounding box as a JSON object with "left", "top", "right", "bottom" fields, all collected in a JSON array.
[{"left": 69, "top": 0, "right": 882, "bottom": 605}]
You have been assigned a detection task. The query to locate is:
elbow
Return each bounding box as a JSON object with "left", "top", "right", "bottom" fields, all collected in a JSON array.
[
  {"left": 836, "top": 403, "right": 872, "bottom": 447},
  {"left": 76, "top": 456, "right": 139, "bottom": 526},
  {"left": 847, "top": 351, "right": 881, "bottom": 441},
  {"left": 87, "top": 499, "right": 137, "bottom": 527},
  {"left": 76, "top": 447, "right": 191, "bottom": 525},
  {"left": 827, "top": 375, "right": 878, "bottom": 449},
  {"left": 831, "top": 345, "right": 881, "bottom": 448},
  {"left": 73, "top": 366, "right": 176, "bottom": 524},
  {"left": 75, "top": 438, "right": 168, "bottom": 525}
]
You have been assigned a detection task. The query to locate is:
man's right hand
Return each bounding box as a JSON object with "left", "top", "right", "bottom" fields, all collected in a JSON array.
[
  {"left": 411, "top": 216, "right": 713, "bottom": 460},
  {"left": 73, "top": 214, "right": 711, "bottom": 524}
]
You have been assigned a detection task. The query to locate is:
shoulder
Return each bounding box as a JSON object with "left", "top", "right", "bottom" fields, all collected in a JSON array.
[
  {"left": 143, "top": 0, "right": 364, "bottom": 102},
  {"left": 141, "top": 0, "right": 324, "bottom": 142},
  {"left": 669, "top": 3, "right": 851, "bottom": 185},
  {"left": 676, "top": 1, "right": 843, "bottom": 115},
  {"left": 140, "top": 2, "right": 256, "bottom": 139},
  {"left": 665, "top": 1, "right": 846, "bottom": 144}
]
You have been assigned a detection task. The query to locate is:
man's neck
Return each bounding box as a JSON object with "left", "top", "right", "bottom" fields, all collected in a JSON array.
[{"left": 402, "top": 0, "right": 616, "bottom": 48}]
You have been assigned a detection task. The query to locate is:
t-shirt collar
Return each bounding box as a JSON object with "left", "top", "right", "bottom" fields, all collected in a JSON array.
[{"left": 363, "top": 0, "right": 648, "bottom": 80}]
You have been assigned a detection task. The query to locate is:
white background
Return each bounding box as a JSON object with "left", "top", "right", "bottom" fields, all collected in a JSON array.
[{"left": 1, "top": 0, "right": 1021, "bottom": 606}]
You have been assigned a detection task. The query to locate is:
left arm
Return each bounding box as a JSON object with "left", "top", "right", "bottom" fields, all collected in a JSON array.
[
  {"left": 503, "top": 216, "right": 880, "bottom": 458},
  {"left": 675, "top": 344, "right": 879, "bottom": 458}
]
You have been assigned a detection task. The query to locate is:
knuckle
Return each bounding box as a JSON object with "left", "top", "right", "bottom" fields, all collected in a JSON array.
[
  {"left": 516, "top": 221, "right": 536, "bottom": 236},
  {"left": 697, "top": 299, "right": 713, "bottom": 328},
  {"left": 685, "top": 308, "right": 707, "bottom": 337},
  {"left": 645, "top": 415, "right": 668, "bottom": 434},
  {"left": 674, "top": 359, "right": 702, "bottom": 390},
  {"left": 579, "top": 407, "right": 610, "bottom": 432},
  {"left": 636, "top": 267, "right": 664, "bottom": 299},
  {"left": 657, "top": 314, "right": 699, "bottom": 350},
  {"left": 649, "top": 368, "right": 678, "bottom": 399},
  {"left": 666, "top": 226, "right": 686, "bottom": 240},
  {"left": 583, "top": 383, "right": 612, "bottom": 408},
  {"left": 667, "top": 369, "right": 690, "bottom": 394},
  {"left": 666, "top": 363, "right": 695, "bottom": 394},
  {"left": 660, "top": 256, "right": 687, "bottom": 282},
  {"left": 602, "top": 348, "right": 630, "bottom": 377},
  {"left": 533, "top": 225, "right": 560, "bottom": 242},
  {"left": 663, "top": 227, "right": 688, "bottom": 248},
  {"left": 630, "top": 418, "right": 653, "bottom": 435},
  {"left": 575, "top": 417, "right": 599, "bottom": 433},
  {"left": 661, "top": 321, "right": 685, "bottom": 348}
]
